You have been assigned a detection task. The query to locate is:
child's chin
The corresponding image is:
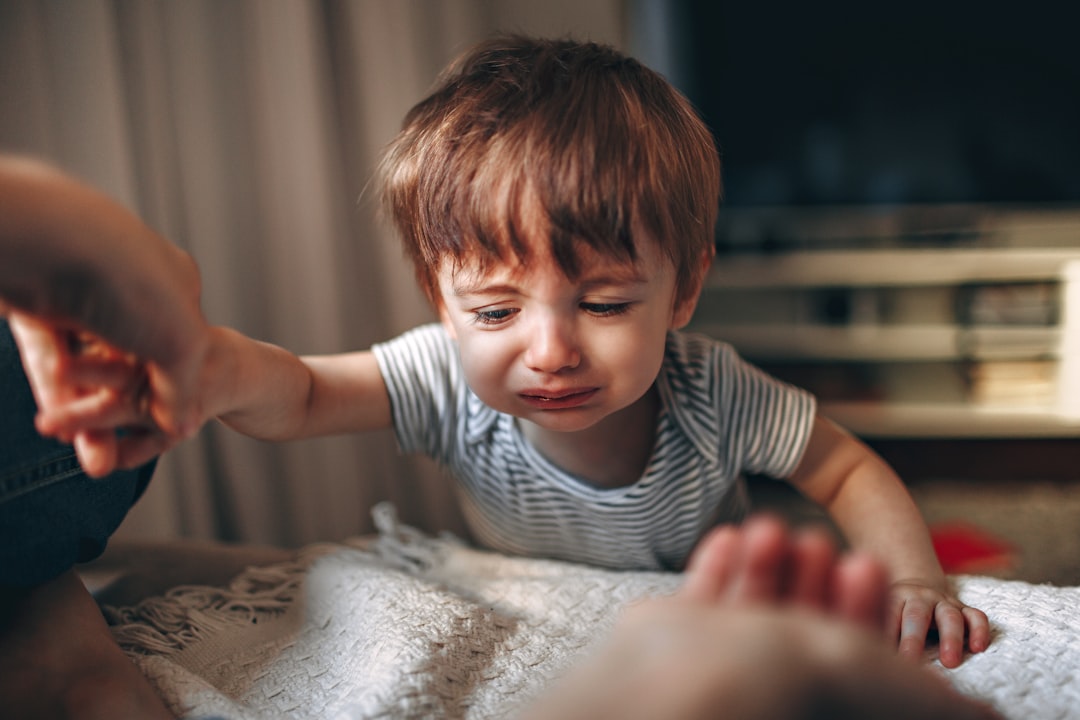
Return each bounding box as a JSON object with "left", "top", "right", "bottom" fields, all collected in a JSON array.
[{"left": 521, "top": 409, "right": 605, "bottom": 434}]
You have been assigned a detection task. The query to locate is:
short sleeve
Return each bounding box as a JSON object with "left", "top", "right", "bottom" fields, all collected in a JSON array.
[
  {"left": 371, "top": 324, "right": 465, "bottom": 458},
  {"left": 714, "top": 342, "right": 817, "bottom": 479}
]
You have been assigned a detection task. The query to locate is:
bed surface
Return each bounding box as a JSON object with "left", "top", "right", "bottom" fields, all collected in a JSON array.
[{"left": 91, "top": 504, "right": 1080, "bottom": 720}]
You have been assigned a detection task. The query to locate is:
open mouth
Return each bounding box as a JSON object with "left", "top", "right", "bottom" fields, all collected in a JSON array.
[{"left": 519, "top": 388, "right": 598, "bottom": 409}]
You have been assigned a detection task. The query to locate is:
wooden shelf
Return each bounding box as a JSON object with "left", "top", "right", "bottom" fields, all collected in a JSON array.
[
  {"left": 822, "top": 401, "right": 1080, "bottom": 439},
  {"left": 698, "top": 216, "right": 1080, "bottom": 438},
  {"left": 707, "top": 248, "right": 1080, "bottom": 289},
  {"left": 691, "top": 323, "right": 1063, "bottom": 361}
]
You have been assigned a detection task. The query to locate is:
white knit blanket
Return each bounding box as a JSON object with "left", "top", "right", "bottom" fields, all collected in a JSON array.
[{"left": 106, "top": 505, "right": 1080, "bottom": 720}]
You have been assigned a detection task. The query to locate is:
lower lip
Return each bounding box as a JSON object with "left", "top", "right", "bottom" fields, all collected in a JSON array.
[{"left": 519, "top": 389, "right": 598, "bottom": 410}]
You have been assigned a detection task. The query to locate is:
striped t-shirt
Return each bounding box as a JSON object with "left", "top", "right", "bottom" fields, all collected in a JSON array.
[{"left": 372, "top": 323, "right": 816, "bottom": 571}]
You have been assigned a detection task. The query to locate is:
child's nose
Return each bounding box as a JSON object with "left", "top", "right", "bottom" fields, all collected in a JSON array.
[{"left": 524, "top": 317, "right": 580, "bottom": 373}]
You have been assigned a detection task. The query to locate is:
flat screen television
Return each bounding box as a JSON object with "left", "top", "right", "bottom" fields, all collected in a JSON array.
[{"left": 673, "top": 2, "right": 1080, "bottom": 212}]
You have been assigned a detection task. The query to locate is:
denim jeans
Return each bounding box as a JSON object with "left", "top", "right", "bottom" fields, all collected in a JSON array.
[{"left": 0, "top": 319, "right": 154, "bottom": 588}]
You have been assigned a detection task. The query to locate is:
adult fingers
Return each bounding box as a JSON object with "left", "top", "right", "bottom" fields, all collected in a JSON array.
[
  {"left": 682, "top": 516, "right": 790, "bottom": 605},
  {"left": 62, "top": 353, "right": 145, "bottom": 391},
  {"left": 831, "top": 552, "right": 890, "bottom": 631},
  {"left": 74, "top": 429, "right": 119, "bottom": 478},
  {"left": 724, "top": 515, "right": 791, "bottom": 604},
  {"left": 680, "top": 524, "right": 741, "bottom": 602},
  {"left": 787, "top": 526, "right": 837, "bottom": 611},
  {"left": 114, "top": 430, "right": 172, "bottom": 472},
  {"left": 35, "top": 386, "right": 146, "bottom": 438},
  {"left": 7, "top": 310, "right": 73, "bottom": 407}
]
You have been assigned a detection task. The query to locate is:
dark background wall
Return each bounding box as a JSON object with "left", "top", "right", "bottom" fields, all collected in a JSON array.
[{"left": 673, "top": 2, "right": 1080, "bottom": 208}]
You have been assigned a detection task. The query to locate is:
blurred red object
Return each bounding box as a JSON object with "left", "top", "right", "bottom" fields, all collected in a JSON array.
[{"left": 930, "top": 521, "right": 1017, "bottom": 574}]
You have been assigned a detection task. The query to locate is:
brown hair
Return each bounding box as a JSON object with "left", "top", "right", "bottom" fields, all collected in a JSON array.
[{"left": 378, "top": 34, "right": 721, "bottom": 307}]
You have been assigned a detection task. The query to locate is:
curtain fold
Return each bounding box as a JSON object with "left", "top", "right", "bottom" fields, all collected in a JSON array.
[{"left": 1, "top": 0, "right": 627, "bottom": 547}]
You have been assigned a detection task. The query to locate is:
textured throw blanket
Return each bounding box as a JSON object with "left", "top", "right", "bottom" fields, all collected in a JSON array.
[{"left": 106, "top": 505, "right": 1080, "bottom": 720}]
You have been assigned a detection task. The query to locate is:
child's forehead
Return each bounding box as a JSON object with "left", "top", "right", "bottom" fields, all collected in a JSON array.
[{"left": 440, "top": 231, "right": 664, "bottom": 289}]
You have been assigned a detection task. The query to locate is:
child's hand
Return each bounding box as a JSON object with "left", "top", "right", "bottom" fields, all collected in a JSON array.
[
  {"left": 8, "top": 311, "right": 176, "bottom": 477},
  {"left": 887, "top": 579, "right": 991, "bottom": 669}
]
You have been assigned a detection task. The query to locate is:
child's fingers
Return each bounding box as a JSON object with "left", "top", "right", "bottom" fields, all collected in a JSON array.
[
  {"left": 896, "top": 599, "right": 934, "bottom": 662},
  {"left": 935, "top": 602, "right": 968, "bottom": 669},
  {"left": 963, "top": 605, "right": 991, "bottom": 654},
  {"left": 884, "top": 595, "right": 904, "bottom": 647}
]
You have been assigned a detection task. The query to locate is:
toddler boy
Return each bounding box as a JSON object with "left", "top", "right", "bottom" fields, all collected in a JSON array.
[{"left": 32, "top": 34, "right": 989, "bottom": 667}]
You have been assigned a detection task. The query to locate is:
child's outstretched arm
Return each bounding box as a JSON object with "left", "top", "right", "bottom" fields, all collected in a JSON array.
[
  {"left": 786, "top": 415, "right": 991, "bottom": 669},
  {"left": 29, "top": 321, "right": 395, "bottom": 474},
  {"left": 203, "top": 326, "right": 393, "bottom": 441}
]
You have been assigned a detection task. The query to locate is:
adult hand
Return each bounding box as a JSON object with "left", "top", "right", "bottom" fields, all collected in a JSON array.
[
  {"left": 522, "top": 517, "right": 1002, "bottom": 720},
  {"left": 7, "top": 311, "right": 181, "bottom": 477},
  {"left": 0, "top": 155, "right": 210, "bottom": 466}
]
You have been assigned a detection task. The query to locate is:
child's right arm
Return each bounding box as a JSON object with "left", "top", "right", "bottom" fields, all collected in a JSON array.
[
  {"left": 204, "top": 326, "right": 393, "bottom": 440},
  {"left": 27, "top": 322, "right": 394, "bottom": 476}
]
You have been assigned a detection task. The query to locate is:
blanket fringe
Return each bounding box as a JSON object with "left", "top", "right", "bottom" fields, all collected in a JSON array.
[
  {"left": 104, "top": 503, "right": 453, "bottom": 656},
  {"left": 104, "top": 541, "right": 342, "bottom": 656},
  {"left": 369, "top": 501, "right": 457, "bottom": 572}
]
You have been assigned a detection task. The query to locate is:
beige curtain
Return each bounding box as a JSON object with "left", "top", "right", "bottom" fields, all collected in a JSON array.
[{"left": 0, "top": 0, "right": 636, "bottom": 547}]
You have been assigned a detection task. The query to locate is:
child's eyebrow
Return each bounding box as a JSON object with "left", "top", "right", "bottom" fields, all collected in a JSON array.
[
  {"left": 452, "top": 281, "right": 521, "bottom": 298},
  {"left": 454, "top": 274, "right": 649, "bottom": 299},
  {"left": 576, "top": 263, "right": 650, "bottom": 289},
  {"left": 451, "top": 259, "right": 650, "bottom": 297},
  {"left": 580, "top": 271, "right": 648, "bottom": 288}
]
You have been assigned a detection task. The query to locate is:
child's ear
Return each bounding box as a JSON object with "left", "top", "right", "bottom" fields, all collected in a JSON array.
[{"left": 670, "top": 250, "right": 714, "bottom": 329}]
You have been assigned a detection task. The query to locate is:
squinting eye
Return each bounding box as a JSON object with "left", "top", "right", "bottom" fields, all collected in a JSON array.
[
  {"left": 581, "top": 302, "right": 631, "bottom": 317},
  {"left": 473, "top": 308, "right": 517, "bottom": 325}
]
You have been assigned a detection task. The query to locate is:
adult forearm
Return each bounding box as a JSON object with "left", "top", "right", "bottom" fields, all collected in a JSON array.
[{"left": 0, "top": 154, "right": 203, "bottom": 364}]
